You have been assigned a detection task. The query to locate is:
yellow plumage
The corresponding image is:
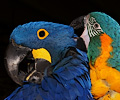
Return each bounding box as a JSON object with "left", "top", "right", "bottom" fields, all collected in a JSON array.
[
  {"left": 99, "top": 91, "right": 120, "bottom": 100},
  {"left": 91, "top": 79, "right": 109, "bottom": 99},
  {"left": 90, "top": 33, "right": 120, "bottom": 99}
]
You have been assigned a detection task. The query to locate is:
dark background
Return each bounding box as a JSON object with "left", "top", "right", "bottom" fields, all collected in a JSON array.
[{"left": 0, "top": 0, "right": 120, "bottom": 99}]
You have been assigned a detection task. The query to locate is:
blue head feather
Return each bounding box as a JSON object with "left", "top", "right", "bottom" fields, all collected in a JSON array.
[{"left": 10, "top": 21, "right": 77, "bottom": 65}]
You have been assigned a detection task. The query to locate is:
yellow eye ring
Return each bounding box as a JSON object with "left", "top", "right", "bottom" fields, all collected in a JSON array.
[{"left": 37, "top": 29, "right": 49, "bottom": 40}]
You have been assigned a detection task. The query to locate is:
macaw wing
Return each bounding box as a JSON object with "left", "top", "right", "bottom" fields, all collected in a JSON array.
[{"left": 53, "top": 48, "right": 93, "bottom": 100}]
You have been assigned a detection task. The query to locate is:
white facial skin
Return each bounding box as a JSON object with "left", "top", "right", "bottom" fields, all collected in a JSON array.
[
  {"left": 80, "top": 15, "right": 90, "bottom": 49},
  {"left": 81, "top": 26, "right": 90, "bottom": 49},
  {"left": 80, "top": 15, "right": 103, "bottom": 49}
]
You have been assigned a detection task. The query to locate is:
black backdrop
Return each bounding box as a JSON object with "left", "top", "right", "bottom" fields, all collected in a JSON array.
[{"left": 0, "top": 0, "right": 120, "bottom": 99}]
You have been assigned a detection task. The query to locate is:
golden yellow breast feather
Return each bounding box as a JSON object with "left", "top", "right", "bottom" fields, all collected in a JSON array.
[{"left": 90, "top": 33, "right": 120, "bottom": 100}]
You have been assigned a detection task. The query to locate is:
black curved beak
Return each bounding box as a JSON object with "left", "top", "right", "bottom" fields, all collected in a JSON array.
[
  {"left": 70, "top": 15, "right": 85, "bottom": 36},
  {"left": 70, "top": 15, "right": 87, "bottom": 52},
  {"left": 4, "top": 40, "right": 51, "bottom": 85},
  {"left": 4, "top": 40, "right": 31, "bottom": 85}
]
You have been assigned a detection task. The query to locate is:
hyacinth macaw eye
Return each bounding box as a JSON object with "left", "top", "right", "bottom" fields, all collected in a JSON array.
[{"left": 37, "top": 29, "right": 49, "bottom": 39}]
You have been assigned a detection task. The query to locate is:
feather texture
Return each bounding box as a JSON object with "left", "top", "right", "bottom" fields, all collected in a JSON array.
[
  {"left": 84, "top": 12, "right": 120, "bottom": 99},
  {"left": 5, "top": 21, "right": 93, "bottom": 100},
  {"left": 5, "top": 49, "right": 93, "bottom": 100}
]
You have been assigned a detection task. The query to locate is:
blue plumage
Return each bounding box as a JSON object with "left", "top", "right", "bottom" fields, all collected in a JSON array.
[
  {"left": 5, "top": 21, "right": 93, "bottom": 100},
  {"left": 5, "top": 49, "right": 92, "bottom": 100}
]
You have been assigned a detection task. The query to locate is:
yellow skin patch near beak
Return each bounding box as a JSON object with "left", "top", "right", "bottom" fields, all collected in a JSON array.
[{"left": 32, "top": 48, "right": 51, "bottom": 63}]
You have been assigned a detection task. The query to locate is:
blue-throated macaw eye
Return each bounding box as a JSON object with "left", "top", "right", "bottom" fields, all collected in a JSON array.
[
  {"left": 37, "top": 29, "right": 49, "bottom": 39},
  {"left": 94, "top": 23, "right": 99, "bottom": 29}
]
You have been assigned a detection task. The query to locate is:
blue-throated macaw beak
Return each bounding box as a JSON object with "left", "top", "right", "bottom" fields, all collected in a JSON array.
[
  {"left": 4, "top": 40, "right": 52, "bottom": 85},
  {"left": 70, "top": 15, "right": 90, "bottom": 49}
]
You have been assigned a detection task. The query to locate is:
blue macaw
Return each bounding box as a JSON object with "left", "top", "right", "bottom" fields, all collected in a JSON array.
[{"left": 4, "top": 21, "right": 93, "bottom": 100}]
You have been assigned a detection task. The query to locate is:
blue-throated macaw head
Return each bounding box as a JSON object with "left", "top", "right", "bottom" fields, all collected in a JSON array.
[
  {"left": 70, "top": 12, "right": 120, "bottom": 65},
  {"left": 70, "top": 12, "right": 119, "bottom": 49},
  {"left": 5, "top": 21, "right": 77, "bottom": 85}
]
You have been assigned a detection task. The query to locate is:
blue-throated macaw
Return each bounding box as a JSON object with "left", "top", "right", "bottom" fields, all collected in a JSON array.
[
  {"left": 4, "top": 21, "right": 93, "bottom": 100},
  {"left": 70, "top": 12, "right": 120, "bottom": 100}
]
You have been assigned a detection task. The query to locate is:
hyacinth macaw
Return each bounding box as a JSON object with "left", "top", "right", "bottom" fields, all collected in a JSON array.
[
  {"left": 70, "top": 12, "right": 120, "bottom": 100},
  {"left": 4, "top": 21, "right": 93, "bottom": 100}
]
